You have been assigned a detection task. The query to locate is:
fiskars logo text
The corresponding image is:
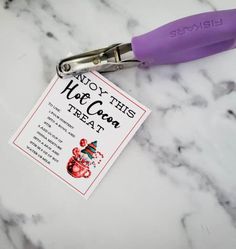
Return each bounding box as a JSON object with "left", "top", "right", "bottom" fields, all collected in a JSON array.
[{"left": 170, "top": 18, "right": 223, "bottom": 37}]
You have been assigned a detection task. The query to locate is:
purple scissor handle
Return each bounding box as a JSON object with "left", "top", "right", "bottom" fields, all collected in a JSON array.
[
  {"left": 57, "top": 9, "right": 236, "bottom": 77},
  {"left": 132, "top": 9, "right": 236, "bottom": 65}
]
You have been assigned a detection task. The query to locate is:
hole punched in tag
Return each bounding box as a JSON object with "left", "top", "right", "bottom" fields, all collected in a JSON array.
[{"left": 56, "top": 43, "right": 140, "bottom": 78}]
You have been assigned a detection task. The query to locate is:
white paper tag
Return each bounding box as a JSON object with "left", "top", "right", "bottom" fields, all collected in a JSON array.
[{"left": 10, "top": 71, "right": 150, "bottom": 199}]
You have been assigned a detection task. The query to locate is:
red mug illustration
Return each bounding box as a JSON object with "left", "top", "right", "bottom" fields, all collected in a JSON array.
[
  {"left": 67, "top": 156, "right": 91, "bottom": 178},
  {"left": 66, "top": 139, "right": 104, "bottom": 179}
]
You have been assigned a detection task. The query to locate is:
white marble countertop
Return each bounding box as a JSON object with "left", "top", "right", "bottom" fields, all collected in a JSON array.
[{"left": 1, "top": 1, "right": 236, "bottom": 248}]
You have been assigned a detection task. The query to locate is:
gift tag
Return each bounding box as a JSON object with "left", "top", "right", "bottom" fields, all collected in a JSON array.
[{"left": 10, "top": 71, "right": 150, "bottom": 199}]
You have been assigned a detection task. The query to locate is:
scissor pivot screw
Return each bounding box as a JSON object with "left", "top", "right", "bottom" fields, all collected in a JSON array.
[{"left": 93, "top": 58, "right": 100, "bottom": 65}]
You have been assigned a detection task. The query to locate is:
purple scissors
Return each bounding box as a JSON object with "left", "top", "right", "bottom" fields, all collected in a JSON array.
[{"left": 57, "top": 9, "right": 236, "bottom": 77}]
